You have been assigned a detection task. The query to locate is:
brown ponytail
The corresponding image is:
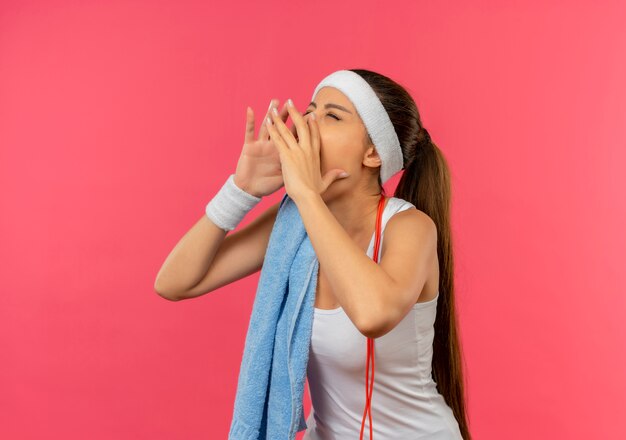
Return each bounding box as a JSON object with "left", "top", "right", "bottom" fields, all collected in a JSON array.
[{"left": 351, "top": 69, "right": 473, "bottom": 439}]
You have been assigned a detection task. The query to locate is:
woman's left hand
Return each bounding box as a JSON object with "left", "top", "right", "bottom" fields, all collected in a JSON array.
[{"left": 265, "top": 99, "right": 350, "bottom": 203}]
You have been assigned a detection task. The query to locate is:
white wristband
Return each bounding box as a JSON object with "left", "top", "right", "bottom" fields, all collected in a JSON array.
[{"left": 205, "top": 174, "right": 262, "bottom": 231}]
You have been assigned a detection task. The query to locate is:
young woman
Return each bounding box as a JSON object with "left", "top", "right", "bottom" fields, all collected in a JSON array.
[{"left": 154, "top": 69, "right": 471, "bottom": 440}]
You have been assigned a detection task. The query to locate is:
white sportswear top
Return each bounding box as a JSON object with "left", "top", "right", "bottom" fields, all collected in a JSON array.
[{"left": 303, "top": 197, "right": 463, "bottom": 440}]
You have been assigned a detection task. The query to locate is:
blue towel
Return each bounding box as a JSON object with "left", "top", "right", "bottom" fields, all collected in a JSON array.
[{"left": 228, "top": 193, "right": 320, "bottom": 440}]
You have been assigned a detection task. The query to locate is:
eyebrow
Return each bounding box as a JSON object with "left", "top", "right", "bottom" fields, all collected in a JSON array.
[{"left": 307, "top": 101, "right": 353, "bottom": 115}]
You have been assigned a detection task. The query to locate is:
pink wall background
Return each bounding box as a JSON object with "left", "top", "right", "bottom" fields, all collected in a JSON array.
[{"left": 1, "top": 1, "right": 625, "bottom": 438}]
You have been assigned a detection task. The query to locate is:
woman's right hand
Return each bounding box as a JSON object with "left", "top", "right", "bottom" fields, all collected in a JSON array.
[{"left": 233, "top": 99, "right": 295, "bottom": 198}]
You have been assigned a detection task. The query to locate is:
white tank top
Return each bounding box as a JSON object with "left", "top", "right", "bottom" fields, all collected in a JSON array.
[{"left": 303, "top": 197, "right": 463, "bottom": 440}]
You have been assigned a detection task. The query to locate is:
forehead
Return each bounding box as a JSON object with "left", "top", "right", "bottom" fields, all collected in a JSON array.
[{"left": 310, "top": 86, "right": 357, "bottom": 113}]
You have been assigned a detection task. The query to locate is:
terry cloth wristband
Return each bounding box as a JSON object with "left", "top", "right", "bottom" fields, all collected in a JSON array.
[{"left": 205, "top": 174, "right": 262, "bottom": 231}]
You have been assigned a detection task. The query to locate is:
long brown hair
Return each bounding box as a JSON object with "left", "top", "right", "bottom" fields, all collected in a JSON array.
[{"left": 351, "top": 68, "right": 472, "bottom": 439}]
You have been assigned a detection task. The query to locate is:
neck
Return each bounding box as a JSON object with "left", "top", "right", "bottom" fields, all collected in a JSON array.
[{"left": 322, "top": 186, "right": 386, "bottom": 244}]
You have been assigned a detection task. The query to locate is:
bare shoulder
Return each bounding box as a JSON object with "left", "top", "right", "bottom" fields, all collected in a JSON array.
[
  {"left": 380, "top": 206, "right": 437, "bottom": 258},
  {"left": 390, "top": 205, "right": 436, "bottom": 234}
]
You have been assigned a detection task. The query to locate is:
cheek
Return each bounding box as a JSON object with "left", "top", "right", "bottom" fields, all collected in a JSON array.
[
  {"left": 319, "top": 139, "right": 357, "bottom": 170},
  {"left": 317, "top": 126, "right": 362, "bottom": 170}
]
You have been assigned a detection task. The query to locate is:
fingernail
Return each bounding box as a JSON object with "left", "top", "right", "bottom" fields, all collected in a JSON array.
[
  {"left": 339, "top": 172, "right": 349, "bottom": 178},
  {"left": 266, "top": 116, "right": 273, "bottom": 126},
  {"left": 287, "top": 98, "right": 293, "bottom": 107},
  {"left": 310, "top": 112, "right": 316, "bottom": 120},
  {"left": 268, "top": 100, "right": 275, "bottom": 111},
  {"left": 272, "top": 107, "right": 278, "bottom": 115}
]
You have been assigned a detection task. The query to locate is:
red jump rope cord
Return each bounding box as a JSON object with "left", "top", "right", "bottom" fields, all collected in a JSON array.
[{"left": 359, "top": 193, "right": 385, "bottom": 440}]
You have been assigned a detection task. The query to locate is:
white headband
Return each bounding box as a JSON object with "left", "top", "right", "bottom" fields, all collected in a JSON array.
[{"left": 310, "top": 70, "right": 404, "bottom": 184}]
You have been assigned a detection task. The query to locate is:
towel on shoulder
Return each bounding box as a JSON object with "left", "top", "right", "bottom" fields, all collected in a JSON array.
[{"left": 228, "top": 193, "right": 319, "bottom": 440}]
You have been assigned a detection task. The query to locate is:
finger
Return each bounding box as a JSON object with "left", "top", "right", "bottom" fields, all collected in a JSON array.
[
  {"left": 257, "top": 98, "right": 278, "bottom": 141},
  {"left": 270, "top": 106, "right": 299, "bottom": 150},
  {"left": 288, "top": 108, "right": 298, "bottom": 140},
  {"left": 290, "top": 120, "right": 298, "bottom": 139},
  {"left": 244, "top": 106, "right": 255, "bottom": 144},
  {"left": 278, "top": 102, "right": 290, "bottom": 128},
  {"left": 259, "top": 100, "right": 290, "bottom": 141},
  {"left": 308, "top": 112, "right": 320, "bottom": 157},
  {"left": 285, "top": 99, "right": 310, "bottom": 149},
  {"left": 265, "top": 115, "right": 289, "bottom": 157}
]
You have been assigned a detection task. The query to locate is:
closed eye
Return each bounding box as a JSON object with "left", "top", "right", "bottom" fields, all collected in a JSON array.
[{"left": 303, "top": 111, "right": 340, "bottom": 120}]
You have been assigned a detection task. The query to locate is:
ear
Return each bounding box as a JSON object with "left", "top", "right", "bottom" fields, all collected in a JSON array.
[{"left": 362, "top": 144, "right": 382, "bottom": 169}]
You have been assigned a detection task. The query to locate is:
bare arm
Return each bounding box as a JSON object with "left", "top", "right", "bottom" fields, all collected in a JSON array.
[
  {"left": 154, "top": 201, "right": 280, "bottom": 301},
  {"left": 154, "top": 99, "right": 291, "bottom": 301}
]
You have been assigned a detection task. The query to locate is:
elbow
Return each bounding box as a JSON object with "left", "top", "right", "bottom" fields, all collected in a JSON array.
[
  {"left": 157, "top": 291, "right": 182, "bottom": 302},
  {"left": 356, "top": 303, "right": 397, "bottom": 339},
  {"left": 358, "top": 323, "right": 386, "bottom": 340},
  {"left": 356, "top": 286, "right": 404, "bottom": 339},
  {"left": 356, "top": 314, "right": 387, "bottom": 340},
  {"left": 154, "top": 280, "right": 183, "bottom": 302},
  {"left": 355, "top": 295, "right": 391, "bottom": 339}
]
